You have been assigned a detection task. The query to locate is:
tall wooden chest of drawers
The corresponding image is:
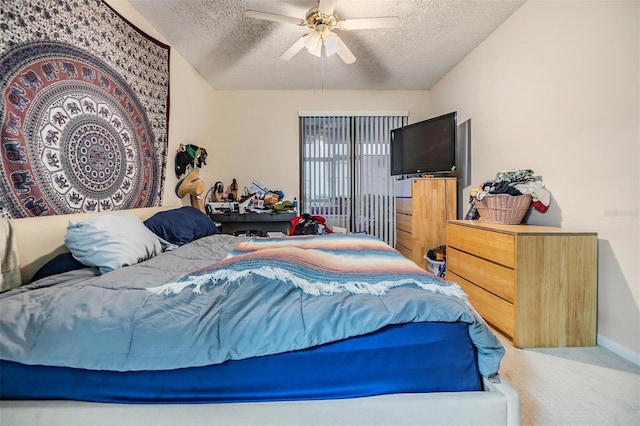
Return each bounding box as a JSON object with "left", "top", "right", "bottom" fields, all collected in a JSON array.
[
  {"left": 394, "top": 178, "right": 457, "bottom": 269},
  {"left": 447, "top": 220, "right": 597, "bottom": 348}
]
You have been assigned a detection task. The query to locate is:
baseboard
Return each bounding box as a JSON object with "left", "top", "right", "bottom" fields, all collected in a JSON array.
[{"left": 597, "top": 333, "right": 640, "bottom": 366}]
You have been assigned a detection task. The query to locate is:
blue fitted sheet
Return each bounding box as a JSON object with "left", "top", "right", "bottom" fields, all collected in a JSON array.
[{"left": 0, "top": 321, "right": 481, "bottom": 403}]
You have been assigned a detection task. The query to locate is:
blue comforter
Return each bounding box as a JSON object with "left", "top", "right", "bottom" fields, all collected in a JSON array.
[{"left": 0, "top": 234, "right": 504, "bottom": 377}]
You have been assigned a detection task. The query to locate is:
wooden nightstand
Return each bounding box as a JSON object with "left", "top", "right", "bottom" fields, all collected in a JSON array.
[{"left": 447, "top": 220, "right": 597, "bottom": 348}]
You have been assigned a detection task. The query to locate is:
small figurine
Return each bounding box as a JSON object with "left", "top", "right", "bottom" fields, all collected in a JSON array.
[
  {"left": 213, "top": 181, "right": 225, "bottom": 202},
  {"left": 230, "top": 178, "right": 238, "bottom": 201}
]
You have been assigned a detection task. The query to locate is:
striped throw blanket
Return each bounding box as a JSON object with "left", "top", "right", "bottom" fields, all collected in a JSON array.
[{"left": 148, "top": 234, "right": 467, "bottom": 301}]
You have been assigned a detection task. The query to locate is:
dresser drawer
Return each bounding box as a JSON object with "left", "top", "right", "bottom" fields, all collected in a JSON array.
[
  {"left": 396, "top": 228, "right": 414, "bottom": 252},
  {"left": 447, "top": 247, "right": 515, "bottom": 303},
  {"left": 396, "top": 212, "right": 412, "bottom": 233},
  {"left": 395, "top": 243, "right": 412, "bottom": 261},
  {"left": 447, "top": 223, "right": 515, "bottom": 268},
  {"left": 396, "top": 198, "right": 413, "bottom": 215},
  {"left": 449, "top": 271, "right": 514, "bottom": 338}
]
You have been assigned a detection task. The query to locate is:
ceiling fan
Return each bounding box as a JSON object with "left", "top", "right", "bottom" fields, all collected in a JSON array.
[{"left": 245, "top": 0, "right": 401, "bottom": 64}]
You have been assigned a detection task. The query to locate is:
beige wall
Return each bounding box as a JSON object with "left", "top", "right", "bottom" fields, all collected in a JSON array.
[
  {"left": 430, "top": 0, "right": 639, "bottom": 361},
  {"left": 209, "top": 90, "right": 430, "bottom": 199}
]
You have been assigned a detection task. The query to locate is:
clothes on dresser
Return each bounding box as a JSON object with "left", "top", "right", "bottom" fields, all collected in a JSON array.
[{"left": 470, "top": 169, "right": 550, "bottom": 214}]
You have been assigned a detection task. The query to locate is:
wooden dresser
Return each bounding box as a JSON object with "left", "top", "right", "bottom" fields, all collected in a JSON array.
[
  {"left": 446, "top": 220, "right": 597, "bottom": 348},
  {"left": 395, "top": 178, "right": 457, "bottom": 269}
]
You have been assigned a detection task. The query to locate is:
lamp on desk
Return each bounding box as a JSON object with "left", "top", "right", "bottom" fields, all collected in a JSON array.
[{"left": 175, "top": 168, "right": 207, "bottom": 212}]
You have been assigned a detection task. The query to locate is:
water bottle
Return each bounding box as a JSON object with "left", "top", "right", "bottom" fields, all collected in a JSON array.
[{"left": 293, "top": 197, "right": 298, "bottom": 213}]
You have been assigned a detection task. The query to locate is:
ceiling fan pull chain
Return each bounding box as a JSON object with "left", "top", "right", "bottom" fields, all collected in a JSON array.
[
  {"left": 321, "top": 46, "right": 325, "bottom": 92},
  {"left": 314, "top": 55, "right": 318, "bottom": 92}
]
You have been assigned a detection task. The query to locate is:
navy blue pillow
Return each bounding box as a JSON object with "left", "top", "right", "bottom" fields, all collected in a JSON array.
[
  {"left": 144, "top": 206, "right": 220, "bottom": 246},
  {"left": 30, "top": 252, "right": 88, "bottom": 283}
]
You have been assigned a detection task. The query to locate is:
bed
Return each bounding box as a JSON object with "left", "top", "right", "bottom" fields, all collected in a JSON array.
[{"left": 0, "top": 206, "right": 520, "bottom": 425}]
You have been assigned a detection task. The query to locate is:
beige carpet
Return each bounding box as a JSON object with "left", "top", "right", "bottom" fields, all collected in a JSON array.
[{"left": 494, "top": 330, "right": 640, "bottom": 426}]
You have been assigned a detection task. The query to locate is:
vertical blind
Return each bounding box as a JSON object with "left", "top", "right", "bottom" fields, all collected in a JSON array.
[{"left": 300, "top": 114, "right": 407, "bottom": 246}]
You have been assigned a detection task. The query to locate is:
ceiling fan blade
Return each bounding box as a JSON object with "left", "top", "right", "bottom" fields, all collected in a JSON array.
[
  {"left": 280, "top": 35, "right": 308, "bottom": 60},
  {"left": 337, "top": 16, "right": 401, "bottom": 31},
  {"left": 245, "top": 10, "right": 304, "bottom": 26},
  {"left": 318, "top": 0, "right": 338, "bottom": 16},
  {"left": 335, "top": 35, "right": 356, "bottom": 64}
]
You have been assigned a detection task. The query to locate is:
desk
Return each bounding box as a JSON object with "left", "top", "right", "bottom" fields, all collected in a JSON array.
[{"left": 209, "top": 212, "right": 296, "bottom": 235}]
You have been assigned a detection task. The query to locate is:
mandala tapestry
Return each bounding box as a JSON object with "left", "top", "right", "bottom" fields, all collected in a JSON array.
[{"left": 0, "top": 0, "right": 170, "bottom": 218}]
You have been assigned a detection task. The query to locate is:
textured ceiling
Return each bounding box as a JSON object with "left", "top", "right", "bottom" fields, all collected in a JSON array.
[{"left": 128, "top": 0, "right": 526, "bottom": 90}]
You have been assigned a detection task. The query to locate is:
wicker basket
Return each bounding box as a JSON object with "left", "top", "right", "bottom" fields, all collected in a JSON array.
[{"left": 474, "top": 194, "right": 532, "bottom": 225}]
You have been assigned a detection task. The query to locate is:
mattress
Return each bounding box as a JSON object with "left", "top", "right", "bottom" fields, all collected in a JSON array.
[{"left": 0, "top": 321, "right": 480, "bottom": 403}]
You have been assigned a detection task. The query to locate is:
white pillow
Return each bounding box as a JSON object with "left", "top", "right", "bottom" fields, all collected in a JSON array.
[{"left": 64, "top": 212, "right": 164, "bottom": 274}]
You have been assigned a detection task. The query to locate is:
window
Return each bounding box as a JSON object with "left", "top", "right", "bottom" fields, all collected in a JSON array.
[{"left": 300, "top": 113, "right": 407, "bottom": 245}]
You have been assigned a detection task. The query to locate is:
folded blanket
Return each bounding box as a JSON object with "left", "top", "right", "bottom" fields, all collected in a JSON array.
[{"left": 0, "top": 219, "right": 21, "bottom": 292}]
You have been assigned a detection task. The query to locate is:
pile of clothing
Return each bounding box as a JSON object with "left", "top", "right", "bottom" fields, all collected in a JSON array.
[
  {"left": 289, "top": 214, "right": 331, "bottom": 235},
  {"left": 470, "top": 169, "right": 550, "bottom": 213}
]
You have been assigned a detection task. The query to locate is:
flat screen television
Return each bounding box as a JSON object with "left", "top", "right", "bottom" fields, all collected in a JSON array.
[{"left": 390, "top": 112, "right": 457, "bottom": 176}]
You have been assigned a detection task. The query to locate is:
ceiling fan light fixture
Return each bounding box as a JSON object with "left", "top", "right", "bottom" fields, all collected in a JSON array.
[
  {"left": 308, "top": 45, "right": 323, "bottom": 58},
  {"left": 304, "top": 32, "right": 323, "bottom": 57},
  {"left": 321, "top": 30, "right": 340, "bottom": 57},
  {"left": 324, "top": 40, "right": 340, "bottom": 57}
]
